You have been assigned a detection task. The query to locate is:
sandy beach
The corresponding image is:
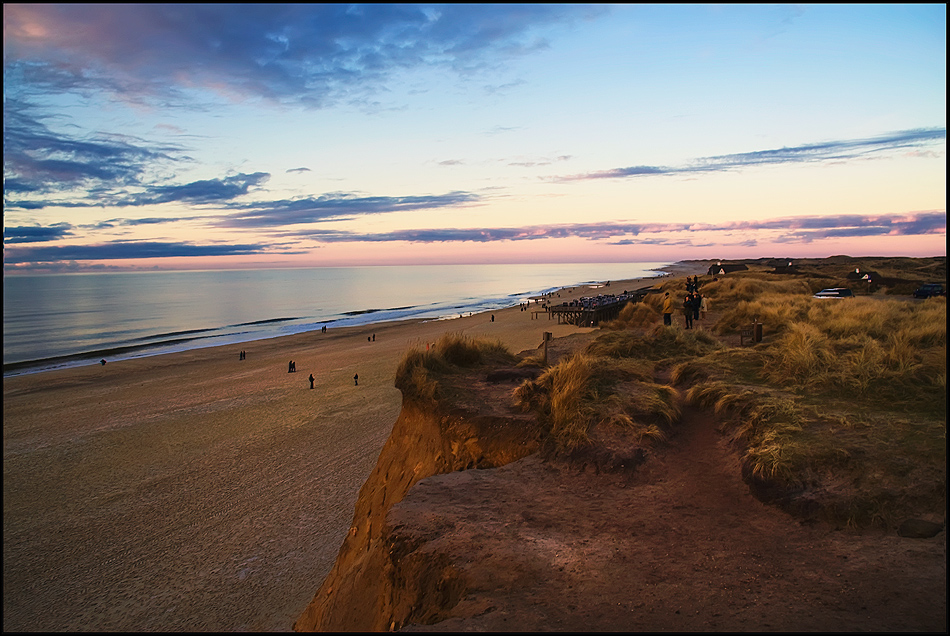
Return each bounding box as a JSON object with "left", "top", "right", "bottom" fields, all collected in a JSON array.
[{"left": 2, "top": 264, "right": 702, "bottom": 632}]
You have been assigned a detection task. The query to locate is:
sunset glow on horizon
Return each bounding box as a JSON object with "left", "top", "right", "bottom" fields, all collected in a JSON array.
[{"left": 3, "top": 4, "right": 946, "bottom": 274}]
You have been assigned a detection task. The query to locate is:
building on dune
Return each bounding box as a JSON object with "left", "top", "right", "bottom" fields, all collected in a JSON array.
[{"left": 707, "top": 262, "right": 749, "bottom": 276}]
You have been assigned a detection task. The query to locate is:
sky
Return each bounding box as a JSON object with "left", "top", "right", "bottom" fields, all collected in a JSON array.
[{"left": 3, "top": 3, "right": 946, "bottom": 273}]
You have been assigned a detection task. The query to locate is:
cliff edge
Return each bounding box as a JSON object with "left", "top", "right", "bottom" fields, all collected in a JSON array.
[
  {"left": 295, "top": 326, "right": 946, "bottom": 632},
  {"left": 293, "top": 339, "right": 546, "bottom": 631}
]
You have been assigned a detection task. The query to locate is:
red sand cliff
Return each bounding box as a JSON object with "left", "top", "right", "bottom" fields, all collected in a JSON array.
[{"left": 293, "top": 386, "right": 542, "bottom": 631}]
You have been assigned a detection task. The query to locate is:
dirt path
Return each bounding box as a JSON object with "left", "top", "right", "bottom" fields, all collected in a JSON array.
[{"left": 392, "top": 403, "right": 947, "bottom": 631}]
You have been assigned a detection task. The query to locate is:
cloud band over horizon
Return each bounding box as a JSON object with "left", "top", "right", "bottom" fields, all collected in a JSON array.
[
  {"left": 3, "top": 4, "right": 945, "bottom": 271},
  {"left": 5, "top": 211, "right": 944, "bottom": 266}
]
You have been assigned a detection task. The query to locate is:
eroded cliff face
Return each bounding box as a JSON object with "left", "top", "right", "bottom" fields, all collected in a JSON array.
[{"left": 293, "top": 390, "right": 540, "bottom": 631}]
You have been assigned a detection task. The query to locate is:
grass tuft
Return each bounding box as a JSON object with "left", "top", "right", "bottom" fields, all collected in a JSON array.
[
  {"left": 603, "top": 301, "right": 660, "bottom": 330},
  {"left": 515, "top": 353, "right": 680, "bottom": 453},
  {"left": 515, "top": 353, "right": 598, "bottom": 452},
  {"left": 395, "top": 333, "right": 512, "bottom": 403}
]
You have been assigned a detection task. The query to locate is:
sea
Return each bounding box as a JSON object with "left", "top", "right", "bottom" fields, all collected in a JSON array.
[{"left": 3, "top": 262, "right": 669, "bottom": 377}]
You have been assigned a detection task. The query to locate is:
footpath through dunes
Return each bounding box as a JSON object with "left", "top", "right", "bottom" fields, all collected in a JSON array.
[{"left": 387, "top": 404, "right": 946, "bottom": 632}]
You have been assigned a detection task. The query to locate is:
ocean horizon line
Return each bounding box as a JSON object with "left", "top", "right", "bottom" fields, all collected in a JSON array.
[{"left": 3, "top": 261, "right": 676, "bottom": 377}]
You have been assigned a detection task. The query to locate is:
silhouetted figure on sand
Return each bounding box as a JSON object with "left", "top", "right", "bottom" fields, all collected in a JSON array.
[
  {"left": 354, "top": 373, "right": 359, "bottom": 386},
  {"left": 309, "top": 374, "right": 314, "bottom": 389}
]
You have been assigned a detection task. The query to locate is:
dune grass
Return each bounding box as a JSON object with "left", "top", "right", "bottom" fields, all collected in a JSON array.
[
  {"left": 684, "top": 377, "right": 946, "bottom": 527},
  {"left": 602, "top": 300, "right": 660, "bottom": 330},
  {"left": 702, "top": 276, "right": 815, "bottom": 304},
  {"left": 394, "top": 333, "right": 513, "bottom": 404},
  {"left": 587, "top": 323, "right": 723, "bottom": 361},
  {"left": 668, "top": 273, "right": 947, "bottom": 528},
  {"left": 514, "top": 353, "right": 680, "bottom": 454},
  {"left": 572, "top": 266, "right": 943, "bottom": 526},
  {"left": 754, "top": 297, "right": 947, "bottom": 412},
  {"left": 510, "top": 319, "right": 726, "bottom": 455},
  {"left": 514, "top": 353, "right": 598, "bottom": 452},
  {"left": 591, "top": 262, "right": 945, "bottom": 527}
]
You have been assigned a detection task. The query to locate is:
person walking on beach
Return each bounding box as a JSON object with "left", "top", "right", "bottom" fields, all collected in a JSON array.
[
  {"left": 309, "top": 374, "right": 314, "bottom": 389},
  {"left": 353, "top": 373, "right": 359, "bottom": 386},
  {"left": 662, "top": 292, "right": 674, "bottom": 326}
]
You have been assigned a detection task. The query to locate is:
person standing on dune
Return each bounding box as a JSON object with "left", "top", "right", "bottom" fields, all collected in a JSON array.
[{"left": 662, "top": 292, "right": 674, "bottom": 326}]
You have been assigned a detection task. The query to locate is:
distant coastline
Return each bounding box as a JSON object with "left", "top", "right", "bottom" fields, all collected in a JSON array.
[{"left": 3, "top": 261, "right": 678, "bottom": 377}]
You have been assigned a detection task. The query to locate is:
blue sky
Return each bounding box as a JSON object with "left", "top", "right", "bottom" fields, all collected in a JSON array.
[{"left": 3, "top": 3, "right": 946, "bottom": 272}]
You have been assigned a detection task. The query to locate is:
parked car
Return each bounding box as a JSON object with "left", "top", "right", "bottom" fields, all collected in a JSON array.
[
  {"left": 913, "top": 283, "right": 946, "bottom": 299},
  {"left": 813, "top": 288, "right": 854, "bottom": 299}
]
